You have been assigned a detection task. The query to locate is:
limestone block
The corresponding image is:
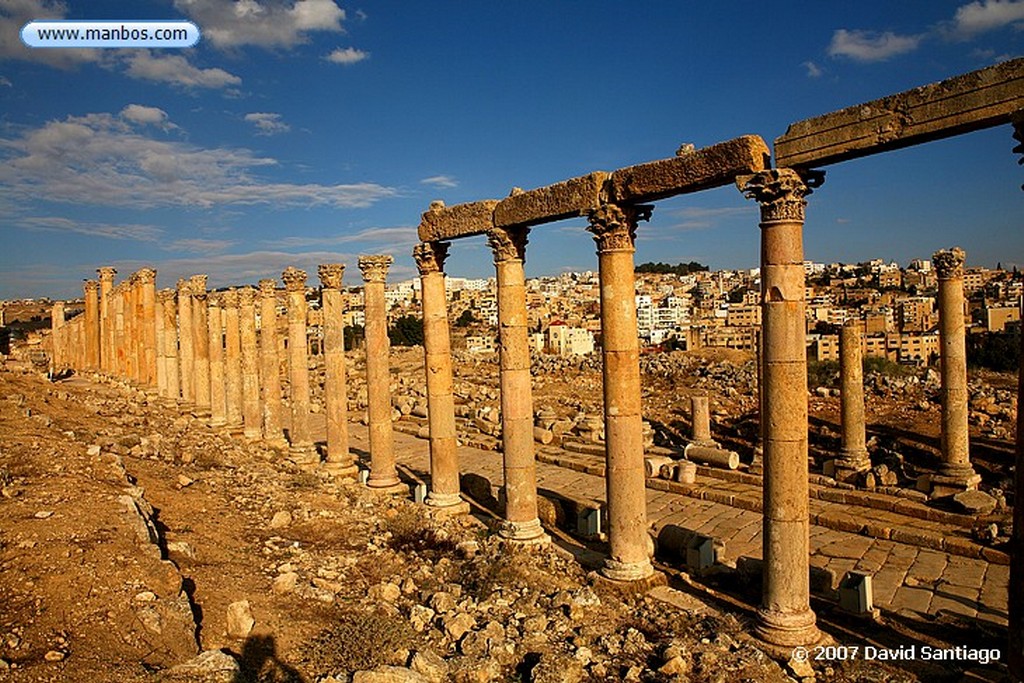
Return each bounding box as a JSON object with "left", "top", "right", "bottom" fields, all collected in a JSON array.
[
  {"left": 417, "top": 200, "right": 498, "bottom": 242},
  {"left": 493, "top": 173, "right": 607, "bottom": 228},
  {"left": 609, "top": 135, "right": 770, "bottom": 203}
]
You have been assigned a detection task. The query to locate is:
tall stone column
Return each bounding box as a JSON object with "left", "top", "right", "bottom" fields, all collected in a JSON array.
[
  {"left": 177, "top": 279, "right": 195, "bottom": 403},
  {"left": 282, "top": 268, "right": 317, "bottom": 465},
  {"left": 930, "top": 247, "right": 981, "bottom": 496},
  {"left": 222, "top": 289, "right": 244, "bottom": 430},
  {"left": 738, "top": 168, "right": 824, "bottom": 650},
  {"left": 414, "top": 242, "right": 466, "bottom": 511},
  {"left": 83, "top": 280, "right": 100, "bottom": 371},
  {"left": 258, "top": 279, "right": 287, "bottom": 448},
  {"left": 690, "top": 395, "right": 716, "bottom": 447},
  {"left": 358, "top": 256, "right": 404, "bottom": 492},
  {"left": 138, "top": 268, "right": 158, "bottom": 388},
  {"left": 114, "top": 285, "right": 126, "bottom": 379},
  {"left": 830, "top": 321, "right": 870, "bottom": 482},
  {"left": 586, "top": 203, "right": 654, "bottom": 581},
  {"left": 488, "top": 228, "right": 546, "bottom": 542},
  {"left": 207, "top": 293, "right": 227, "bottom": 428},
  {"left": 97, "top": 267, "right": 116, "bottom": 373},
  {"left": 190, "top": 275, "right": 211, "bottom": 415},
  {"left": 318, "top": 264, "right": 357, "bottom": 477},
  {"left": 155, "top": 288, "right": 166, "bottom": 394},
  {"left": 239, "top": 287, "right": 263, "bottom": 440},
  {"left": 127, "top": 275, "right": 139, "bottom": 382},
  {"left": 51, "top": 301, "right": 65, "bottom": 371},
  {"left": 157, "top": 289, "right": 179, "bottom": 400},
  {"left": 1009, "top": 115, "right": 1024, "bottom": 683}
]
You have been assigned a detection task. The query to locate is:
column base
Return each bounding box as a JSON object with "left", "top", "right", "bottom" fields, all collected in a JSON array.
[
  {"left": 425, "top": 491, "right": 464, "bottom": 508},
  {"left": 263, "top": 435, "right": 289, "bottom": 450},
  {"left": 824, "top": 449, "right": 870, "bottom": 484},
  {"left": 365, "top": 480, "right": 408, "bottom": 495},
  {"left": 754, "top": 606, "right": 823, "bottom": 651},
  {"left": 288, "top": 444, "right": 319, "bottom": 468},
  {"left": 928, "top": 466, "right": 982, "bottom": 498},
  {"left": 323, "top": 462, "right": 359, "bottom": 479},
  {"left": 599, "top": 557, "right": 655, "bottom": 582},
  {"left": 499, "top": 518, "right": 549, "bottom": 544},
  {"left": 426, "top": 500, "right": 471, "bottom": 519},
  {"left": 243, "top": 427, "right": 262, "bottom": 441},
  {"left": 749, "top": 444, "right": 763, "bottom": 476},
  {"left": 208, "top": 417, "right": 227, "bottom": 428},
  {"left": 589, "top": 567, "right": 667, "bottom": 597}
]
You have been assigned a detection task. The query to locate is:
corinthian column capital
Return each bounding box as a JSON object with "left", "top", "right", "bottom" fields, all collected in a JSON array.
[
  {"left": 413, "top": 241, "right": 449, "bottom": 275},
  {"left": 737, "top": 168, "right": 825, "bottom": 223},
  {"left": 282, "top": 267, "right": 308, "bottom": 292},
  {"left": 189, "top": 274, "right": 208, "bottom": 295},
  {"left": 136, "top": 268, "right": 157, "bottom": 285},
  {"left": 358, "top": 255, "right": 393, "bottom": 283},
  {"left": 317, "top": 263, "right": 346, "bottom": 290},
  {"left": 97, "top": 266, "right": 117, "bottom": 283},
  {"left": 585, "top": 203, "right": 652, "bottom": 253},
  {"left": 487, "top": 227, "right": 528, "bottom": 264},
  {"left": 83, "top": 279, "right": 99, "bottom": 294},
  {"left": 933, "top": 247, "right": 966, "bottom": 280}
]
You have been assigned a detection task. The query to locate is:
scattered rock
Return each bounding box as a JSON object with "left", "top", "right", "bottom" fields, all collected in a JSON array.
[{"left": 226, "top": 600, "right": 254, "bottom": 639}]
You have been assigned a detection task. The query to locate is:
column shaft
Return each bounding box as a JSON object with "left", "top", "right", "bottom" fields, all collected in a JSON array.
[
  {"left": 177, "top": 280, "right": 194, "bottom": 402},
  {"left": 282, "top": 268, "right": 316, "bottom": 464},
  {"left": 97, "top": 267, "right": 116, "bottom": 373},
  {"left": 690, "top": 395, "right": 714, "bottom": 446},
  {"left": 208, "top": 294, "right": 227, "bottom": 427},
  {"left": 239, "top": 287, "right": 262, "bottom": 440},
  {"left": 84, "top": 280, "right": 100, "bottom": 371},
  {"left": 222, "top": 289, "right": 243, "bottom": 429},
  {"left": 318, "top": 265, "right": 356, "bottom": 476},
  {"left": 835, "top": 321, "right": 870, "bottom": 479},
  {"left": 190, "top": 275, "right": 211, "bottom": 413},
  {"left": 138, "top": 268, "right": 157, "bottom": 387},
  {"left": 258, "top": 280, "right": 287, "bottom": 447}
]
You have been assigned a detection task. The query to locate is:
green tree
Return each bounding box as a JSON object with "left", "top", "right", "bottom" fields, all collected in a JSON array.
[
  {"left": 454, "top": 309, "right": 477, "bottom": 327},
  {"left": 344, "top": 324, "right": 365, "bottom": 350},
  {"left": 388, "top": 316, "right": 424, "bottom": 347}
]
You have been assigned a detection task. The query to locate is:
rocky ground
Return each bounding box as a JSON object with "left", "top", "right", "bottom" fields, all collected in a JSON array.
[{"left": 0, "top": 348, "right": 1014, "bottom": 682}]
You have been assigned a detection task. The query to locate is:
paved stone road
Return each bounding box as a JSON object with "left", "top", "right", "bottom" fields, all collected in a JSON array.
[{"left": 356, "top": 423, "right": 1008, "bottom": 627}]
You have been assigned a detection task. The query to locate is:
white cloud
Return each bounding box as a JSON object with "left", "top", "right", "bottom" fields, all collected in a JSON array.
[
  {"left": 166, "top": 238, "right": 237, "bottom": 252},
  {"left": 828, "top": 29, "right": 922, "bottom": 62},
  {"left": 120, "top": 104, "right": 180, "bottom": 132},
  {"left": 174, "top": 0, "right": 345, "bottom": 49},
  {"left": 122, "top": 50, "right": 241, "bottom": 89},
  {"left": 326, "top": 47, "right": 370, "bottom": 64},
  {"left": 244, "top": 112, "right": 290, "bottom": 135},
  {"left": 263, "top": 226, "right": 419, "bottom": 249},
  {"left": 420, "top": 175, "right": 458, "bottom": 188},
  {"left": 950, "top": 0, "right": 1024, "bottom": 38},
  {"left": 0, "top": 0, "right": 104, "bottom": 68},
  {"left": 0, "top": 75, "right": 11, "bottom": 86},
  {"left": 18, "top": 216, "right": 164, "bottom": 241},
  {"left": 802, "top": 60, "right": 823, "bottom": 78},
  {"left": 0, "top": 111, "right": 397, "bottom": 210}
]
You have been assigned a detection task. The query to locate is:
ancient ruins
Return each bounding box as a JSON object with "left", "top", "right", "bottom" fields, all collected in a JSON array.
[{"left": 20, "top": 56, "right": 1024, "bottom": 679}]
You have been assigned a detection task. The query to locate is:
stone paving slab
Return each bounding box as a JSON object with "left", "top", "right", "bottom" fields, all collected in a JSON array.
[{"left": 373, "top": 423, "right": 1008, "bottom": 626}]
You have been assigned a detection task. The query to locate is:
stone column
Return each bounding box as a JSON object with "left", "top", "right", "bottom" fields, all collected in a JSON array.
[
  {"left": 318, "top": 264, "right": 357, "bottom": 477},
  {"left": 222, "top": 289, "right": 243, "bottom": 431},
  {"left": 97, "top": 267, "right": 116, "bottom": 373},
  {"left": 138, "top": 268, "right": 158, "bottom": 388},
  {"left": 586, "top": 203, "right": 654, "bottom": 581},
  {"left": 113, "top": 285, "right": 126, "bottom": 379},
  {"left": 258, "top": 279, "right": 287, "bottom": 448},
  {"left": 177, "top": 279, "right": 194, "bottom": 403},
  {"left": 127, "top": 275, "right": 139, "bottom": 382},
  {"left": 831, "top": 321, "right": 870, "bottom": 482},
  {"left": 488, "top": 228, "right": 546, "bottom": 542},
  {"left": 690, "top": 395, "right": 716, "bottom": 447},
  {"left": 930, "top": 247, "right": 981, "bottom": 496},
  {"left": 239, "top": 287, "right": 262, "bottom": 440},
  {"left": 51, "top": 301, "right": 65, "bottom": 371},
  {"left": 282, "top": 268, "right": 317, "bottom": 465},
  {"left": 83, "top": 280, "right": 100, "bottom": 371},
  {"left": 358, "top": 256, "right": 404, "bottom": 492},
  {"left": 190, "top": 275, "right": 211, "bottom": 415},
  {"left": 157, "top": 289, "right": 179, "bottom": 400},
  {"left": 1009, "top": 116, "right": 1024, "bottom": 682},
  {"left": 207, "top": 293, "right": 227, "bottom": 428},
  {"left": 738, "top": 168, "right": 824, "bottom": 650},
  {"left": 155, "top": 288, "right": 166, "bottom": 394},
  {"left": 414, "top": 242, "right": 466, "bottom": 511}
]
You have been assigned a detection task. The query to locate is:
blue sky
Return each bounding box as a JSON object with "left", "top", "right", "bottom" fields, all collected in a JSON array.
[{"left": 0, "top": 1, "right": 1022, "bottom": 299}]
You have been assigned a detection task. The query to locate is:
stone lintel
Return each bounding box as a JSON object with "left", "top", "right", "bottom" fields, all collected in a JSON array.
[
  {"left": 775, "top": 57, "right": 1024, "bottom": 168},
  {"left": 417, "top": 199, "right": 499, "bottom": 242},
  {"left": 609, "top": 135, "right": 770, "bottom": 204},
  {"left": 493, "top": 172, "right": 608, "bottom": 228}
]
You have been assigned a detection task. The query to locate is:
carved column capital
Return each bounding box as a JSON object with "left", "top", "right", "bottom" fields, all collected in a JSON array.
[
  {"left": 237, "top": 286, "right": 257, "bottom": 306},
  {"left": 413, "top": 241, "right": 450, "bottom": 275},
  {"left": 207, "top": 291, "right": 222, "bottom": 308},
  {"left": 358, "top": 255, "right": 393, "bottom": 283},
  {"left": 97, "top": 266, "right": 117, "bottom": 283},
  {"left": 738, "top": 168, "right": 825, "bottom": 223},
  {"left": 933, "top": 247, "right": 966, "bottom": 280},
  {"left": 156, "top": 288, "right": 176, "bottom": 305},
  {"left": 220, "top": 288, "right": 239, "bottom": 308},
  {"left": 83, "top": 280, "right": 99, "bottom": 294},
  {"left": 282, "top": 267, "right": 308, "bottom": 292},
  {"left": 136, "top": 268, "right": 157, "bottom": 285},
  {"left": 189, "top": 274, "right": 208, "bottom": 295},
  {"left": 258, "top": 278, "right": 277, "bottom": 296},
  {"left": 487, "top": 226, "right": 529, "bottom": 263},
  {"left": 176, "top": 278, "right": 190, "bottom": 293},
  {"left": 585, "top": 203, "right": 652, "bottom": 253},
  {"left": 317, "top": 263, "right": 346, "bottom": 290}
]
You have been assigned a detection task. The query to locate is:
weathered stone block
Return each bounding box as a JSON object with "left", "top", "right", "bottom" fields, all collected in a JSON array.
[
  {"left": 493, "top": 173, "right": 608, "bottom": 228},
  {"left": 776, "top": 58, "right": 1024, "bottom": 167},
  {"left": 609, "top": 135, "right": 770, "bottom": 203},
  {"left": 417, "top": 200, "right": 498, "bottom": 242}
]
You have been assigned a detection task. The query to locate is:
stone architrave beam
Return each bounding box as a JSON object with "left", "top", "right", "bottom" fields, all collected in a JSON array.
[
  {"left": 775, "top": 57, "right": 1024, "bottom": 168},
  {"left": 417, "top": 136, "right": 770, "bottom": 241}
]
